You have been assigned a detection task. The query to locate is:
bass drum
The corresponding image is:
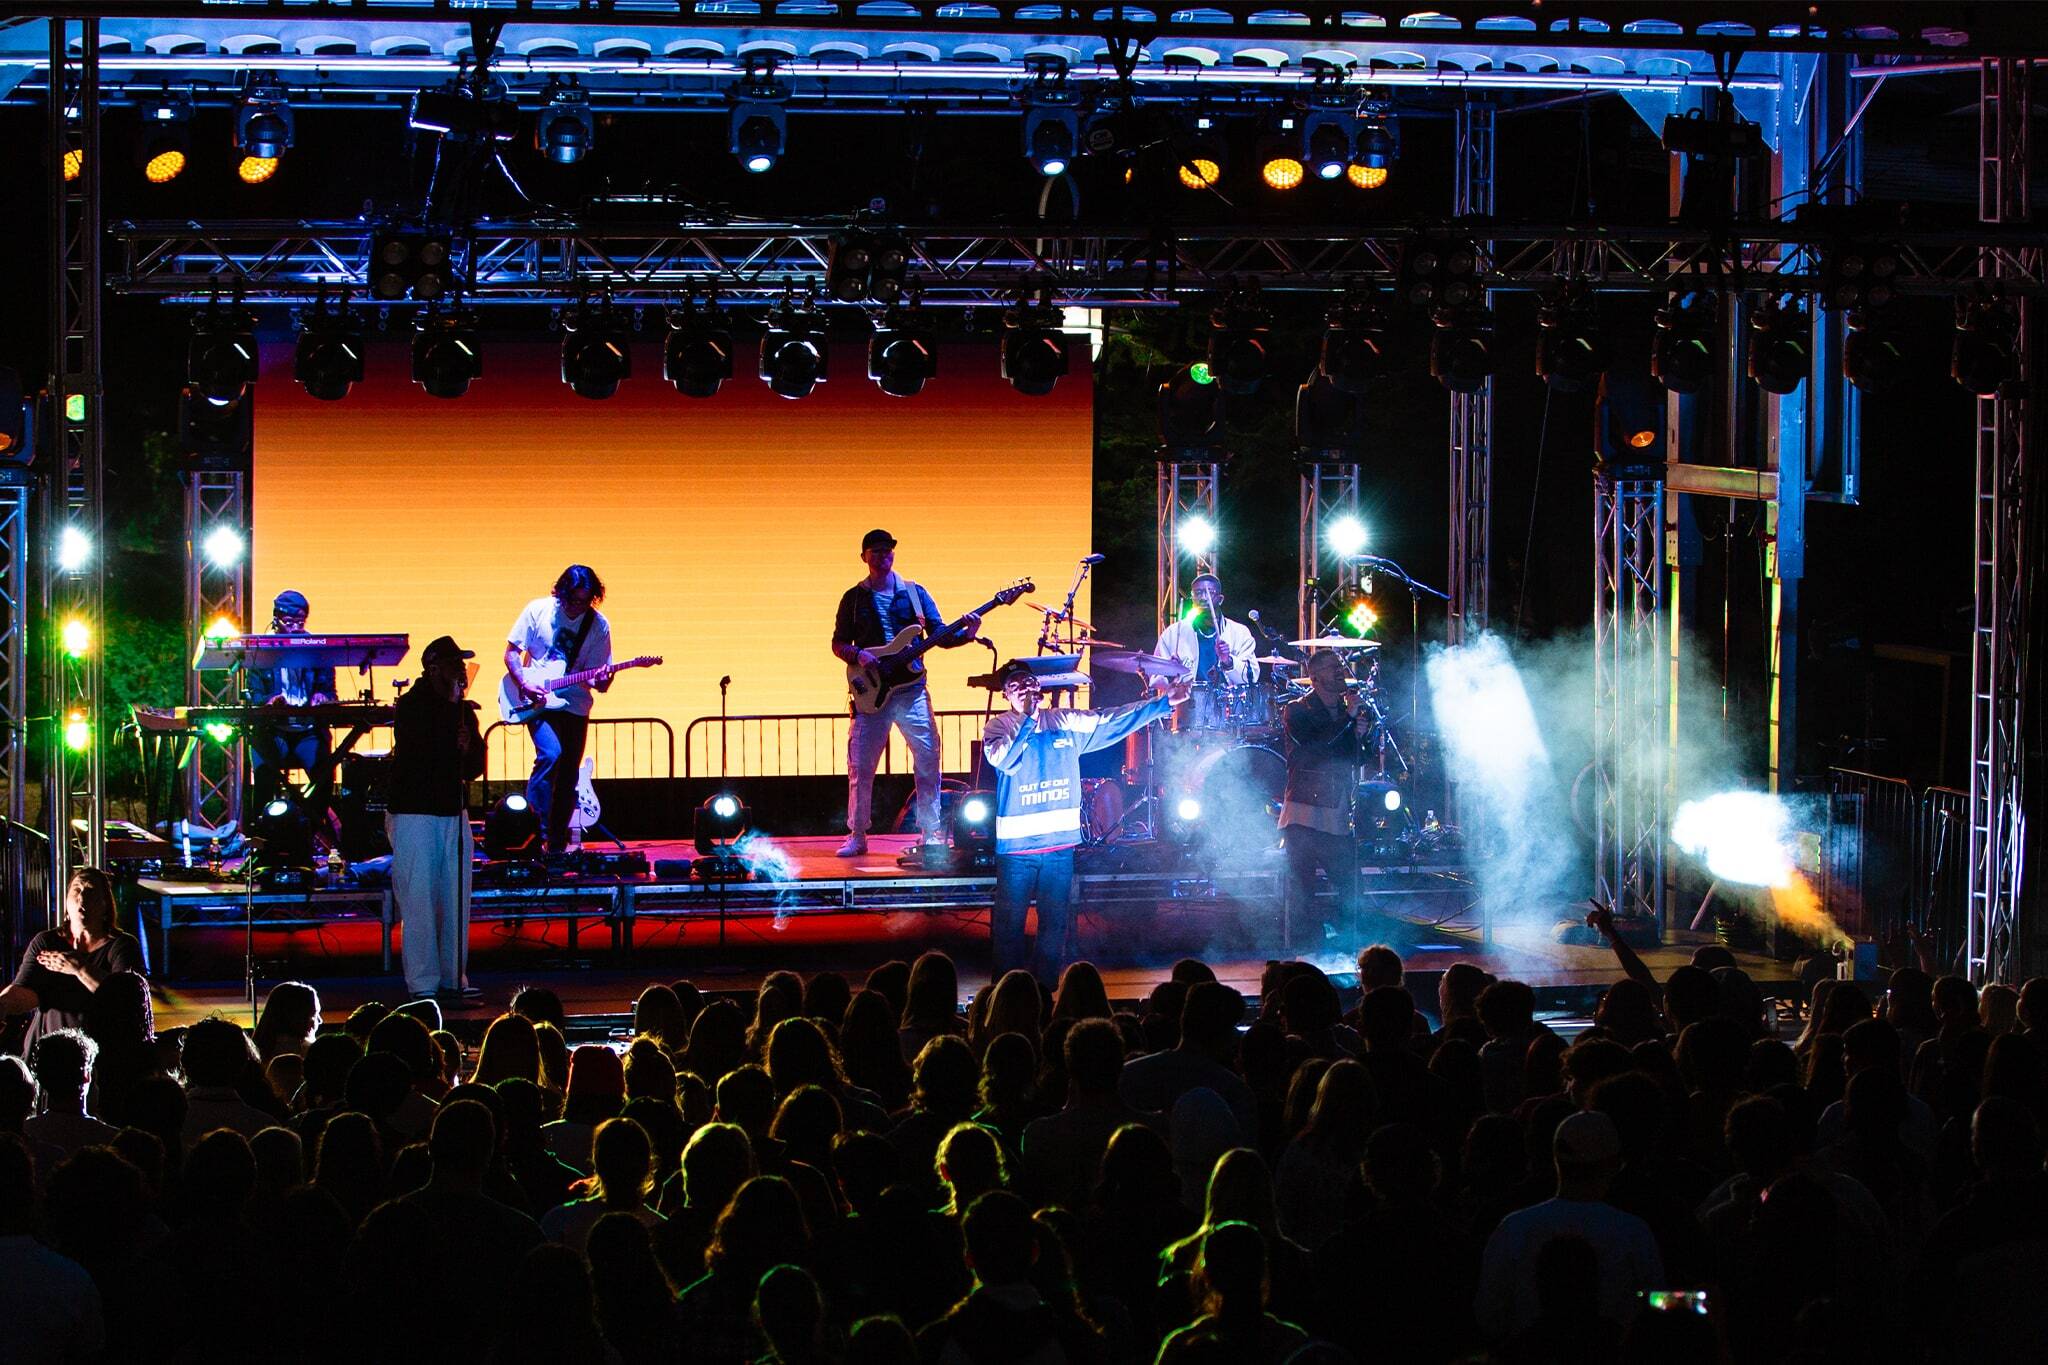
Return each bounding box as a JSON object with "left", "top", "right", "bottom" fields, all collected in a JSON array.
[
  {"left": 1179, "top": 743, "right": 1287, "bottom": 848},
  {"left": 1081, "top": 778, "right": 1129, "bottom": 844}
]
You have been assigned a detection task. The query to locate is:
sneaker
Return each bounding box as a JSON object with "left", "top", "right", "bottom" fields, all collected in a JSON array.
[{"left": 836, "top": 834, "right": 869, "bottom": 857}]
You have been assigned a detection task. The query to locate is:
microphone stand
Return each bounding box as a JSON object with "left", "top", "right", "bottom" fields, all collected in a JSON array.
[
  {"left": 1355, "top": 555, "right": 1448, "bottom": 728},
  {"left": 718, "top": 675, "right": 732, "bottom": 782}
]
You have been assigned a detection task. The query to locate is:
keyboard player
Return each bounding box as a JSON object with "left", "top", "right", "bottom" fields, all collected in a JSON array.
[{"left": 245, "top": 590, "right": 338, "bottom": 817}]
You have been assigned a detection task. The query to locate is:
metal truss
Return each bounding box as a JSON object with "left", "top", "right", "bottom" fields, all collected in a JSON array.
[
  {"left": 0, "top": 485, "right": 27, "bottom": 828},
  {"left": 1593, "top": 475, "right": 1666, "bottom": 931},
  {"left": 1966, "top": 55, "right": 2033, "bottom": 986},
  {"left": 43, "top": 20, "right": 105, "bottom": 896},
  {"left": 109, "top": 219, "right": 2048, "bottom": 308},
  {"left": 1296, "top": 462, "right": 1362, "bottom": 641},
  {"left": 183, "top": 471, "right": 246, "bottom": 833},
  {"left": 1157, "top": 461, "right": 1219, "bottom": 640},
  {"left": 1446, "top": 92, "right": 1494, "bottom": 647}
]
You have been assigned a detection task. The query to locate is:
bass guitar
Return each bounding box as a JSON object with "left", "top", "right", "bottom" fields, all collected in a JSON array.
[
  {"left": 846, "top": 579, "right": 1032, "bottom": 715},
  {"left": 498, "top": 654, "right": 663, "bottom": 725}
]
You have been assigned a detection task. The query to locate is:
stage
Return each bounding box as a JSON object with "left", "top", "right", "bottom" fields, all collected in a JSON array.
[{"left": 131, "top": 834, "right": 1800, "bottom": 1034}]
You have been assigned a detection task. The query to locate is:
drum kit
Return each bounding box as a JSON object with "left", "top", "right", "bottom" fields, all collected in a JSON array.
[{"left": 1071, "top": 626, "right": 1402, "bottom": 848}]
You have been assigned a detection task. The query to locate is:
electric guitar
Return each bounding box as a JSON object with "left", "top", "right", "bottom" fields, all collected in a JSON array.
[
  {"left": 570, "top": 757, "right": 600, "bottom": 834},
  {"left": 498, "top": 654, "right": 663, "bottom": 725},
  {"left": 846, "top": 579, "right": 1033, "bottom": 715}
]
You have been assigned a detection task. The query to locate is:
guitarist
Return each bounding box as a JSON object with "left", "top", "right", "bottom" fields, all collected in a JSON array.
[
  {"left": 504, "top": 565, "right": 614, "bottom": 854},
  {"left": 830, "top": 529, "right": 979, "bottom": 859}
]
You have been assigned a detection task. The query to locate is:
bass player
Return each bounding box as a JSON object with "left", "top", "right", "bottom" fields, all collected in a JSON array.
[
  {"left": 505, "top": 565, "right": 615, "bottom": 854},
  {"left": 830, "top": 529, "right": 979, "bottom": 859}
]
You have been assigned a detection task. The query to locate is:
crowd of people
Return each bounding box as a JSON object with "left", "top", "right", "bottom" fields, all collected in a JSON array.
[{"left": 4, "top": 886, "right": 2047, "bottom": 1364}]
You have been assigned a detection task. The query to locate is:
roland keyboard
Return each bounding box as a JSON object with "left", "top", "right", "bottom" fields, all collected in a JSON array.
[{"left": 193, "top": 633, "right": 410, "bottom": 672}]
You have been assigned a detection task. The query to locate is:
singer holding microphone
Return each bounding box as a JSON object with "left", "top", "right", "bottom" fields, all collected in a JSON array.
[{"left": 1278, "top": 650, "right": 1369, "bottom": 947}]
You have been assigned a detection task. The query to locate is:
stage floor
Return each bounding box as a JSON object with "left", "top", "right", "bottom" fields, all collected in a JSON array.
[{"left": 141, "top": 830, "right": 1796, "bottom": 1032}]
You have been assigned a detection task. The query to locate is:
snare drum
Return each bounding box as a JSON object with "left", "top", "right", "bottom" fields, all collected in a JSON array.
[{"left": 1177, "top": 683, "right": 1237, "bottom": 733}]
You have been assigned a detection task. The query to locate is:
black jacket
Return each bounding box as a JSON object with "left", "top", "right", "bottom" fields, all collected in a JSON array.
[{"left": 387, "top": 682, "right": 485, "bottom": 816}]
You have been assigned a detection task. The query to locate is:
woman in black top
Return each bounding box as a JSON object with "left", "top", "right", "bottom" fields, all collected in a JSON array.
[{"left": 0, "top": 867, "right": 144, "bottom": 1052}]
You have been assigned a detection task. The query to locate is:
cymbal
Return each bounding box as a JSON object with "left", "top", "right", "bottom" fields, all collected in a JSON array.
[
  {"left": 1027, "top": 602, "right": 1095, "bottom": 628},
  {"left": 1091, "top": 650, "right": 1191, "bottom": 679},
  {"left": 1080, "top": 637, "right": 1128, "bottom": 651},
  {"left": 1290, "top": 637, "right": 1382, "bottom": 650},
  {"left": 1253, "top": 656, "right": 1301, "bottom": 666}
]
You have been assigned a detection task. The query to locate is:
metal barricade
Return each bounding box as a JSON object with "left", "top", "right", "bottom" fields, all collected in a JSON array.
[
  {"left": 1915, "top": 786, "right": 1970, "bottom": 976},
  {"left": 482, "top": 716, "right": 676, "bottom": 783},
  {"left": 1828, "top": 768, "right": 1975, "bottom": 974},
  {"left": 681, "top": 710, "right": 995, "bottom": 778}
]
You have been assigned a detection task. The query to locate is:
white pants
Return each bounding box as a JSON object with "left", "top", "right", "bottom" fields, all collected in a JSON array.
[
  {"left": 847, "top": 687, "right": 943, "bottom": 838},
  {"left": 389, "top": 812, "right": 471, "bottom": 997}
]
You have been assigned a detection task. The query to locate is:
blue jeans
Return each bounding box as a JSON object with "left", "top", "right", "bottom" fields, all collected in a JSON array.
[
  {"left": 992, "top": 847, "right": 1076, "bottom": 982},
  {"left": 526, "top": 711, "right": 589, "bottom": 853}
]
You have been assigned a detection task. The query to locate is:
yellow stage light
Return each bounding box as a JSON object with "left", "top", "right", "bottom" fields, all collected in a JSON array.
[
  {"left": 238, "top": 155, "right": 279, "bottom": 185},
  {"left": 62, "top": 148, "right": 83, "bottom": 182},
  {"left": 60, "top": 618, "right": 91, "bottom": 658},
  {"left": 1260, "top": 156, "right": 1303, "bottom": 191},
  {"left": 1346, "top": 164, "right": 1388, "bottom": 190},
  {"left": 205, "top": 614, "right": 239, "bottom": 640},
  {"left": 145, "top": 148, "right": 187, "bottom": 184},
  {"left": 63, "top": 710, "right": 91, "bottom": 752},
  {"left": 1178, "top": 157, "right": 1221, "bottom": 190},
  {"left": 1629, "top": 429, "right": 1657, "bottom": 449}
]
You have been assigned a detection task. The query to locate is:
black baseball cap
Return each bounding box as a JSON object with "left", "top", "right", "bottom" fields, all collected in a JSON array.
[
  {"left": 861, "top": 529, "right": 897, "bottom": 552},
  {"left": 422, "top": 635, "right": 474, "bottom": 667}
]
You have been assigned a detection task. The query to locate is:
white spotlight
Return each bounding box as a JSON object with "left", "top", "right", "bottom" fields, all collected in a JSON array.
[
  {"left": 1672, "top": 791, "right": 1796, "bottom": 887},
  {"left": 1177, "top": 515, "right": 1217, "bottom": 557},
  {"left": 1325, "top": 513, "right": 1369, "bottom": 560},
  {"left": 56, "top": 526, "right": 91, "bottom": 573},
  {"left": 202, "top": 526, "right": 246, "bottom": 569},
  {"left": 1175, "top": 796, "right": 1203, "bottom": 823}
]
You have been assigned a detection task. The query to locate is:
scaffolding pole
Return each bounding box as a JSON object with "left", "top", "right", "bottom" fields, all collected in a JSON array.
[
  {"left": 1297, "top": 462, "right": 1363, "bottom": 640},
  {"left": 1156, "top": 461, "right": 1221, "bottom": 639},
  {"left": 1966, "top": 55, "right": 2033, "bottom": 984},
  {"left": 184, "top": 471, "right": 247, "bottom": 832},
  {"left": 43, "top": 19, "right": 104, "bottom": 897},
  {"left": 1594, "top": 475, "right": 1667, "bottom": 933},
  {"left": 1447, "top": 93, "right": 1495, "bottom": 647}
]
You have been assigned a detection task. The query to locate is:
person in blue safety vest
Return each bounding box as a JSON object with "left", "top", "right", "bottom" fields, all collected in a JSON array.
[{"left": 980, "top": 660, "right": 1188, "bottom": 981}]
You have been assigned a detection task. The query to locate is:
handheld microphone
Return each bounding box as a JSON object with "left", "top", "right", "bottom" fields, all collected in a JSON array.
[{"left": 1080, "top": 553, "right": 1106, "bottom": 564}]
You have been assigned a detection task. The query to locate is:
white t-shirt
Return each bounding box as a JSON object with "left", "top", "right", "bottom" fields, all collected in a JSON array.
[{"left": 508, "top": 596, "right": 613, "bottom": 717}]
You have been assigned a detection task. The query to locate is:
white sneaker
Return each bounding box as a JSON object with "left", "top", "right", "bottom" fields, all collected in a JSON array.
[{"left": 836, "top": 834, "right": 869, "bottom": 857}]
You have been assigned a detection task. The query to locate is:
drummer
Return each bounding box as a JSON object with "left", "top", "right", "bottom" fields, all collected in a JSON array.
[{"left": 1154, "top": 574, "right": 1258, "bottom": 688}]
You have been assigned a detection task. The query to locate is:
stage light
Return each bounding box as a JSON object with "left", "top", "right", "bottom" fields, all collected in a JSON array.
[
  {"left": 202, "top": 526, "right": 245, "bottom": 569},
  {"left": 1319, "top": 299, "right": 1389, "bottom": 395},
  {"left": 939, "top": 791, "right": 995, "bottom": 870},
  {"left": 250, "top": 796, "right": 317, "bottom": 882},
  {"left": 664, "top": 302, "right": 734, "bottom": 398},
  {"left": 56, "top": 526, "right": 91, "bottom": 574},
  {"left": 535, "top": 80, "right": 594, "bottom": 165},
  {"left": 1745, "top": 297, "right": 1810, "bottom": 395},
  {"left": 1306, "top": 121, "right": 1351, "bottom": 182},
  {"left": 1176, "top": 514, "right": 1217, "bottom": 557},
  {"left": 63, "top": 710, "right": 91, "bottom": 753},
  {"left": 760, "top": 300, "right": 827, "bottom": 400},
  {"left": 1535, "top": 291, "right": 1608, "bottom": 393},
  {"left": 1325, "top": 514, "right": 1368, "bottom": 561},
  {"left": 188, "top": 311, "right": 258, "bottom": 407},
  {"left": 294, "top": 307, "right": 364, "bottom": 401},
  {"left": 1821, "top": 240, "right": 1901, "bottom": 312},
  {"left": 235, "top": 76, "right": 293, "bottom": 162},
  {"left": 1399, "top": 237, "right": 1482, "bottom": 311},
  {"left": 694, "top": 792, "right": 752, "bottom": 879},
  {"left": 1332, "top": 586, "right": 1376, "bottom": 637},
  {"left": 1356, "top": 779, "right": 1405, "bottom": 856},
  {"left": 1257, "top": 137, "right": 1304, "bottom": 191},
  {"left": 561, "top": 311, "right": 633, "bottom": 400},
  {"left": 826, "top": 232, "right": 874, "bottom": 304},
  {"left": 236, "top": 155, "right": 278, "bottom": 184},
  {"left": 867, "top": 236, "right": 911, "bottom": 305},
  {"left": 1652, "top": 295, "right": 1715, "bottom": 394},
  {"left": 1381, "top": 786, "right": 1402, "bottom": 812},
  {"left": 1206, "top": 297, "right": 1271, "bottom": 398},
  {"left": 371, "top": 232, "right": 455, "bottom": 302},
  {"left": 60, "top": 618, "right": 91, "bottom": 659},
  {"left": 484, "top": 792, "right": 542, "bottom": 859},
  {"left": 1596, "top": 368, "right": 1665, "bottom": 470},
  {"left": 1000, "top": 305, "right": 1069, "bottom": 397},
  {"left": 203, "top": 721, "right": 235, "bottom": 744},
  {"left": 1346, "top": 164, "right": 1388, "bottom": 190},
  {"left": 1672, "top": 790, "right": 1796, "bottom": 888},
  {"left": 62, "top": 148, "right": 83, "bottom": 182},
  {"left": 1842, "top": 310, "right": 1905, "bottom": 394},
  {"left": 205, "top": 614, "right": 238, "bottom": 640},
  {"left": 1159, "top": 365, "right": 1223, "bottom": 453},
  {"left": 868, "top": 312, "right": 936, "bottom": 398},
  {"left": 962, "top": 796, "right": 990, "bottom": 825},
  {"left": 1175, "top": 797, "right": 1202, "bottom": 823},
  {"left": 1178, "top": 120, "right": 1224, "bottom": 189},
  {"left": 1188, "top": 362, "right": 1213, "bottom": 386},
  {"left": 1952, "top": 298, "right": 2019, "bottom": 397},
  {"left": 1351, "top": 114, "right": 1396, "bottom": 186},
  {"left": 412, "top": 314, "right": 482, "bottom": 399},
  {"left": 65, "top": 394, "right": 84, "bottom": 424},
  {"left": 729, "top": 78, "right": 789, "bottom": 173},
  {"left": 1430, "top": 309, "right": 1494, "bottom": 394},
  {"left": 1022, "top": 91, "right": 1078, "bottom": 177},
  {"left": 140, "top": 94, "right": 191, "bottom": 184}
]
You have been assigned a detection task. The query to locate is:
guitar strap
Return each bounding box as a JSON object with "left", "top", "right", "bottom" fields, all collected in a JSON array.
[
  {"left": 903, "top": 580, "right": 927, "bottom": 633},
  {"left": 566, "top": 606, "right": 598, "bottom": 671}
]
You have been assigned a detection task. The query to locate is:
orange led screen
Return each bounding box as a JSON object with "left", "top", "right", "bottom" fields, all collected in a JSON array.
[{"left": 253, "top": 339, "right": 1092, "bottom": 779}]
